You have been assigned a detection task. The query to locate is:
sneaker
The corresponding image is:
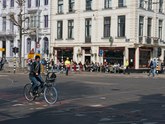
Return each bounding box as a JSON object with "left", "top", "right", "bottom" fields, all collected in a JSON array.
[{"left": 32, "top": 91, "right": 38, "bottom": 96}]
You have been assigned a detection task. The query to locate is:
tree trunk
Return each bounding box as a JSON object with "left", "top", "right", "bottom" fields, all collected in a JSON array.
[{"left": 19, "top": 27, "right": 22, "bottom": 68}]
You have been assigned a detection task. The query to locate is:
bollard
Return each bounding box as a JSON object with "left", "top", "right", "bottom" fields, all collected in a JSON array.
[
  {"left": 13, "top": 55, "right": 16, "bottom": 74},
  {"left": 46, "top": 58, "right": 49, "bottom": 72}
]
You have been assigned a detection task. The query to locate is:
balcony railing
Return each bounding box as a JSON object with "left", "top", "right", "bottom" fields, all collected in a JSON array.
[
  {"left": 85, "top": 37, "right": 91, "bottom": 43},
  {"left": 139, "top": 36, "right": 143, "bottom": 44},
  {"left": 0, "top": 30, "right": 16, "bottom": 37},
  {"left": 146, "top": 37, "right": 152, "bottom": 44},
  {"left": 138, "top": 36, "right": 164, "bottom": 46}
]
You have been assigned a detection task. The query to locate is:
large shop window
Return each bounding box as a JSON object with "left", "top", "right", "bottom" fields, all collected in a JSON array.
[
  {"left": 103, "top": 50, "right": 123, "bottom": 66},
  {"left": 139, "top": 49, "right": 151, "bottom": 68},
  {"left": 57, "top": 49, "right": 73, "bottom": 62}
]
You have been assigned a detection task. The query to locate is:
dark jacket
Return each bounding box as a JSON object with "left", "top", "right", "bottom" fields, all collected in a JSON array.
[{"left": 29, "top": 61, "right": 41, "bottom": 77}]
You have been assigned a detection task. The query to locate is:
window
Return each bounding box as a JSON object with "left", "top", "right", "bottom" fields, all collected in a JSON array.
[
  {"left": 10, "top": 21, "right": 14, "bottom": 32},
  {"left": 2, "top": 17, "right": 6, "bottom": 31},
  {"left": 58, "top": 0, "right": 63, "bottom": 13},
  {"left": 118, "top": 0, "right": 126, "bottom": 7},
  {"left": 3, "top": 0, "right": 6, "bottom": 8},
  {"left": 139, "top": 16, "right": 144, "bottom": 37},
  {"left": 118, "top": 16, "right": 125, "bottom": 37},
  {"left": 10, "top": 41, "right": 14, "bottom": 57},
  {"left": 27, "top": 0, "right": 31, "bottom": 8},
  {"left": 57, "top": 21, "right": 63, "bottom": 39},
  {"left": 148, "top": 0, "right": 152, "bottom": 10},
  {"left": 146, "top": 18, "right": 152, "bottom": 43},
  {"left": 158, "top": 20, "right": 163, "bottom": 39},
  {"left": 104, "top": 17, "right": 111, "bottom": 37},
  {"left": 104, "top": 0, "right": 112, "bottom": 9},
  {"left": 69, "top": 0, "right": 74, "bottom": 12},
  {"left": 139, "top": 0, "right": 144, "bottom": 8},
  {"left": 147, "top": 18, "right": 152, "bottom": 37},
  {"left": 44, "top": 15, "right": 48, "bottom": 28},
  {"left": 68, "top": 20, "right": 74, "bottom": 39},
  {"left": 45, "top": 0, "right": 48, "bottom": 5},
  {"left": 30, "top": 14, "right": 38, "bottom": 28},
  {"left": 139, "top": 16, "right": 144, "bottom": 43},
  {"left": 159, "top": 0, "right": 163, "bottom": 13},
  {"left": 27, "top": 38, "right": 31, "bottom": 53},
  {"left": 36, "top": 0, "right": 40, "bottom": 7},
  {"left": 43, "top": 37, "right": 49, "bottom": 54},
  {"left": 85, "top": 18, "right": 92, "bottom": 43},
  {"left": 10, "top": 0, "right": 14, "bottom": 7},
  {"left": 86, "top": 0, "right": 92, "bottom": 10}
]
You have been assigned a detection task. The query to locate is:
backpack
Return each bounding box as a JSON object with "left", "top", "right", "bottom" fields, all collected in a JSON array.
[
  {"left": 149, "top": 61, "right": 153, "bottom": 67},
  {"left": 29, "top": 61, "right": 40, "bottom": 75}
]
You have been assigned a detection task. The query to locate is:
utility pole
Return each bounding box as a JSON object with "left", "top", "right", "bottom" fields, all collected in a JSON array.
[
  {"left": 23, "top": 2, "right": 26, "bottom": 68},
  {"left": 36, "top": 0, "right": 40, "bottom": 54}
]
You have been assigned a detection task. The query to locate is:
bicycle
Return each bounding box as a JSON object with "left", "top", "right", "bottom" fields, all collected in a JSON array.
[{"left": 23, "top": 72, "right": 58, "bottom": 105}]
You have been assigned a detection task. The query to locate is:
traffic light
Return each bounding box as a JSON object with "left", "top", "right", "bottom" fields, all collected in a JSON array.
[
  {"left": 12, "top": 47, "right": 19, "bottom": 54},
  {"left": 157, "top": 47, "right": 162, "bottom": 57}
]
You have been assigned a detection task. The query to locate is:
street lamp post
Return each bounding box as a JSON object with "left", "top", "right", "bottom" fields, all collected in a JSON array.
[
  {"left": 36, "top": 1, "right": 40, "bottom": 54},
  {"left": 46, "top": 49, "right": 49, "bottom": 72}
]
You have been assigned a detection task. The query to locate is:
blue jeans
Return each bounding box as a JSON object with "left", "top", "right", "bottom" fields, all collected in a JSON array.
[
  {"left": 29, "top": 75, "right": 44, "bottom": 91},
  {"left": 66, "top": 67, "right": 69, "bottom": 75},
  {"left": 148, "top": 68, "right": 155, "bottom": 77}
]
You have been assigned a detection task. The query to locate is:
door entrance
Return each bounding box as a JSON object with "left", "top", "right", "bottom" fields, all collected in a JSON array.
[
  {"left": 85, "top": 56, "right": 91, "bottom": 64},
  {"left": 129, "top": 48, "right": 135, "bottom": 68}
]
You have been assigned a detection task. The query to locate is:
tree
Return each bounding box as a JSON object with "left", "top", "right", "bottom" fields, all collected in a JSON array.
[{"left": 9, "top": 0, "right": 35, "bottom": 67}]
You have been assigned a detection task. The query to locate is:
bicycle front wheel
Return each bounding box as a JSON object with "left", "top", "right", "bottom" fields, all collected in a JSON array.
[
  {"left": 23, "top": 83, "right": 34, "bottom": 102},
  {"left": 44, "top": 86, "right": 58, "bottom": 104}
]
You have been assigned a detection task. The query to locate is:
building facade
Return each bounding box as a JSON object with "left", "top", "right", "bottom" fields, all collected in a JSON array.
[
  {"left": 0, "top": 0, "right": 51, "bottom": 67},
  {"left": 51, "top": 0, "right": 165, "bottom": 69}
]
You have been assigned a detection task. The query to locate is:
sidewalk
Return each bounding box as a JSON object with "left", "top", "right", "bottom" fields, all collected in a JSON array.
[
  {"left": 0, "top": 67, "right": 29, "bottom": 74},
  {"left": 70, "top": 71, "right": 165, "bottom": 78},
  {"left": 0, "top": 68, "right": 165, "bottom": 79}
]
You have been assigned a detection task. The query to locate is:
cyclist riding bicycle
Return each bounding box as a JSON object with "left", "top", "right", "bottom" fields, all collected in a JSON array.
[{"left": 29, "top": 55, "right": 44, "bottom": 95}]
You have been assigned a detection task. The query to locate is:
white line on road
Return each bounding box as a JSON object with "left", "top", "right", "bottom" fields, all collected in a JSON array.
[{"left": 82, "top": 80, "right": 117, "bottom": 86}]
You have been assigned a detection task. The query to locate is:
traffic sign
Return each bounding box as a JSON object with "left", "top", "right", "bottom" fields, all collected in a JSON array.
[
  {"left": 0, "top": 48, "right": 5, "bottom": 51},
  {"left": 99, "top": 49, "right": 103, "bottom": 56},
  {"left": 28, "top": 53, "right": 34, "bottom": 59},
  {"left": 12, "top": 47, "right": 19, "bottom": 54},
  {"left": 36, "top": 43, "right": 40, "bottom": 48}
]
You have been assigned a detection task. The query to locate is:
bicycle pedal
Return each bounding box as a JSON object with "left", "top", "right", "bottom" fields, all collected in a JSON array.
[{"left": 35, "top": 93, "right": 39, "bottom": 97}]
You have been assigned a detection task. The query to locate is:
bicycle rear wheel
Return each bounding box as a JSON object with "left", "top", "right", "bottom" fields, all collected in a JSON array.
[
  {"left": 23, "top": 83, "right": 34, "bottom": 102},
  {"left": 44, "top": 86, "right": 58, "bottom": 104}
]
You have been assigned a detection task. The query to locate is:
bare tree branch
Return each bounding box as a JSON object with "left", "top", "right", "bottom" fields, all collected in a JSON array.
[{"left": 9, "top": 0, "right": 26, "bottom": 67}]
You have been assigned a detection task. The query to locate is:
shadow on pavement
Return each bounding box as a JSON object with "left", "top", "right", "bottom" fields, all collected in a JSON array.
[{"left": 1, "top": 94, "right": 165, "bottom": 124}]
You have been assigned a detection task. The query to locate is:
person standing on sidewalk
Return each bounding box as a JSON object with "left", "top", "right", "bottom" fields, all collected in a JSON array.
[
  {"left": 123, "top": 59, "right": 130, "bottom": 74},
  {"left": 65, "top": 57, "right": 71, "bottom": 76},
  {"left": 148, "top": 59, "right": 157, "bottom": 77}
]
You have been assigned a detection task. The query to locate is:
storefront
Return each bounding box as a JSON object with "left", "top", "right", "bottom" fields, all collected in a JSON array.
[
  {"left": 100, "top": 47, "right": 124, "bottom": 66},
  {"left": 55, "top": 47, "right": 73, "bottom": 62},
  {"left": 139, "top": 47, "right": 152, "bottom": 68}
]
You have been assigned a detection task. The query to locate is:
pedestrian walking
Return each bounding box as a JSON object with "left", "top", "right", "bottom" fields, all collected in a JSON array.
[
  {"left": 65, "top": 57, "right": 71, "bottom": 76},
  {"left": 123, "top": 59, "right": 130, "bottom": 74},
  {"left": 148, "top": 59, "right": 156, "bottom": 77}
]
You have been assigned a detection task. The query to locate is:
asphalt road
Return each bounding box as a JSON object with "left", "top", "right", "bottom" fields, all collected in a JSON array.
[{"left": 0, "top": 72, "right": 165, "bottom": 124}]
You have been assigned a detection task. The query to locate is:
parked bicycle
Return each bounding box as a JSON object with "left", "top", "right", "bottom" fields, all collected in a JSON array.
[{"left": 23, "top": 72, "right": 58, "bottom": 104}]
